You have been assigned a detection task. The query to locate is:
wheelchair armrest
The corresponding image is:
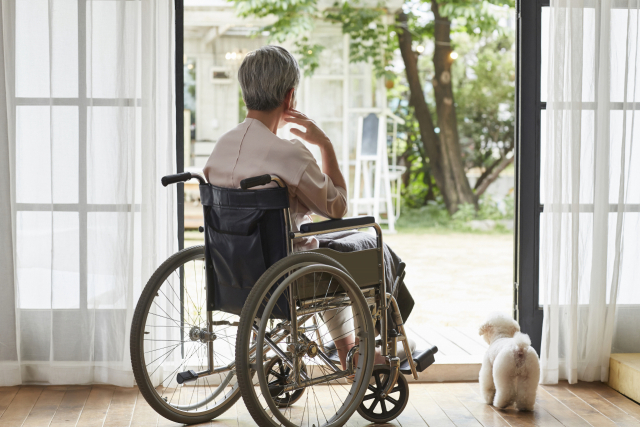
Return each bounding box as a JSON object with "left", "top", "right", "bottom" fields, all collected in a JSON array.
[{"left": 299, "top": 216, "right": 376, "bottom": 235}]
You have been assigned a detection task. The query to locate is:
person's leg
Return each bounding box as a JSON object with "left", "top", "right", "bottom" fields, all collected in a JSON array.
[
  {"left": 323, "top": 307, "right": 390, "bottom": 369},
  {"left": 323, "top": 307, "right": 355, "bottom": 369}
]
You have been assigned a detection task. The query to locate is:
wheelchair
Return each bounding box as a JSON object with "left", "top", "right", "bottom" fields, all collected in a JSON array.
[{"left": 130, "top": 172, "right": 438, "bottom": 426}]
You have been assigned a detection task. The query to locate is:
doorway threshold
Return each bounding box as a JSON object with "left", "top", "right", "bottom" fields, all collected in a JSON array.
[{"left": 405, "top": 325, "right": 486, "bottom": 382}]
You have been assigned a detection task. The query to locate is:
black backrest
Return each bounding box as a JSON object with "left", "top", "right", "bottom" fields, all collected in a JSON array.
[{"left": 199, "top": 184, "right": 289, "bottom": 316}]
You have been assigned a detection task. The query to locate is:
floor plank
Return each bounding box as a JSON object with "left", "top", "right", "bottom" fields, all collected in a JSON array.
[
  {"left": 568, "top": 382, "right": 640, "bottom": 426},
  {"left": 1, "top": 381, "right": 638, "bottom": 426},
  {"left": 394, "top": 392, "right": 432, "bottom": 427},
  {"left": 455, "top": 327, "right": 490, "bottom": 349},
  {"left": 49, "top": 385, "right": 92, "bottom": 427},
  {"left": 0, "top": 386, "right": 43, "bottom": 427},
  {"left": 432, "top": 327, "right": 488, "bottom": 356},
  {"left": 542, "top": 384, "right": 617, "bottom": 427},
  {"left": 535, "top": 386, "right": 590, "bottom": 427},
  {"left": 22, "top": 386, "right": 68, "bottom": 427},
  {"left": 410, "top": 326, "right": 470, "bottom": 357},
  {"left": 0, "top": 386, "right": 21, "bottom": 419},
  {"left": 102, "top": 387, "right": 138, "bottom": 427},
  {"left": 130, "top": 391, "right": 159, "bottom": 427},
  {"left": 427, "top": 383, "right": 484, "bottom": 427},
  {"left": 580, "top": 381, "right": 640, "bottom": 422},
  {"left": 447, "top": 383, "right": 510, "bottom": 427},
  {"left": 468, "top": 382, "right": 564, "bottom": 427},
  {"left": 409, "top": 385, "right": 456, "bottom": 426},
  {"left": 76, "top": 385, "right": 116, "bottom": 427}
]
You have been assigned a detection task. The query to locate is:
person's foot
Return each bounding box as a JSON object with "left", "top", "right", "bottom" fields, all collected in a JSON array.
[
  {"left": 397, "top": 338, "right": 417, "bottom": 361},
  {"left": 330, "top": 336, "right": 417, "bottom": 369}
]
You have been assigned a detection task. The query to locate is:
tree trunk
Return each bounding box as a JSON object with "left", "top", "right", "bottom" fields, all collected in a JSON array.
[
  {"left": 396, "top": 10, "right": 476, "bottom": 214},
  {"left": 396, "top": 13, "right": 445, "bottom": 201},
  {"left": 430, "top": 0, "right": 477, "bottom": 212}
]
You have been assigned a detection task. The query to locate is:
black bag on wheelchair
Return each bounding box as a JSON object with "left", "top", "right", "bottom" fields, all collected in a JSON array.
[{"left": 199, "top": 183, "right": 290, "bottom": 317}]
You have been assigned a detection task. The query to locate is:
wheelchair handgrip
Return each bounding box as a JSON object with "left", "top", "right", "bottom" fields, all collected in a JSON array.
[
  {"left": 161, "top": 172, "right": 205, "bottom": 187},
  {"left": 240, "top": 174, "right": 272, "bottom": 190}
]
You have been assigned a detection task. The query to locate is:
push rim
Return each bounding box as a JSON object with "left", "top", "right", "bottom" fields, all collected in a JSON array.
[
  {"left": 252, "top": 262, "right": 376, "bottom": 427},
  {"left": 133, "top": 246, "right": 240, "bottom": 418}
]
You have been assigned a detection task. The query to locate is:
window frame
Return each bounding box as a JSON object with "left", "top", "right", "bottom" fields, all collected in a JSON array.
[
  {"left": 13, "top": 0, "right": 144, "bottom": 361},
  {"left": 515, "top": 0, "right": 546, "bottom": 353},
  {"left": 517, "top": 0, "right": 640, "bottom": 354},
  {"left": 176, "top": 0, "right": 185, "bottom": 253}
]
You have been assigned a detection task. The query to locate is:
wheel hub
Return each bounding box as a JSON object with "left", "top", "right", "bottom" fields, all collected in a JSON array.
[{"left": 189, "top": 326, "right": 216, "bottom": 343}]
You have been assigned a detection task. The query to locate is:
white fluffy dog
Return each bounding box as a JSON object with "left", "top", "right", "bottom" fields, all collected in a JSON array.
[{"left": 478, "top": 312, "right": 540, "bottom": 411}]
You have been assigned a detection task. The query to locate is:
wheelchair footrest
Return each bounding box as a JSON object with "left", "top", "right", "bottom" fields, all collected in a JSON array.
[
  {"left": 400, "top": 345, "right": 438, "bottom": 374},
  {"left": 176, "top": 370, "right": 198, "bottom": 384}
]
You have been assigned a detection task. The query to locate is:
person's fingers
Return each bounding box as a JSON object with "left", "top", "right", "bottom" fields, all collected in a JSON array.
[
  {"left": 283, "top": 117, "right": 309, "bottom": 125},
  {"left": 289, "top": 127, "right": 306, "bottom": 137},
  {"left": 286, "top": 110, "right": 312, "bottom": 121},
  {"left": 284, "top": 110, "right": 306, "bottom": 118}
]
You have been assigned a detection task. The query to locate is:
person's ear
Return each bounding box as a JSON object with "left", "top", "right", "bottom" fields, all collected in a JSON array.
[{"left": 284, "top": 88, "right": 295, "bottom": 111}]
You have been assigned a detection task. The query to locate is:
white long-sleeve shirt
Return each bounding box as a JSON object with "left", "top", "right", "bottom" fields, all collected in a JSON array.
[{"left": 203, "top": 118, "right": 347, "bottom": 250}]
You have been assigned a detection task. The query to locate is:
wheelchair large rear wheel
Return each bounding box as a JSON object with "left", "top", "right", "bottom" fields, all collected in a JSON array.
[
  {"left": 130, "top": 245, "right": 241, "bottom": 425},
  {"left": 236, "top": 252, "right": 376, "bottom": 427}
]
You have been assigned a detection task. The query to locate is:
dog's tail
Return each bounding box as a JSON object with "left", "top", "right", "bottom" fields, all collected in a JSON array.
[{"left": 513, "top": 332, "right": 531, "bottom": 368}]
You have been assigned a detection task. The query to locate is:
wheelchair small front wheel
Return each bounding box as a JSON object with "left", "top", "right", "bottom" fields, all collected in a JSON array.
[
  {"left": 357, "top": 365, "right": 409, "bottom": 423},
  {"left": 265, "top": 356, "right": 307, "bottom": 407},
  {"left": 130, "top": 245, "right": 241, "bottom": 425}
]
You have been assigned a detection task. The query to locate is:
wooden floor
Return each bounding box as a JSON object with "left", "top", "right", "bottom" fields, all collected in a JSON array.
[{"left": 1, "top": 381, "right": 639, "bottom": 427}]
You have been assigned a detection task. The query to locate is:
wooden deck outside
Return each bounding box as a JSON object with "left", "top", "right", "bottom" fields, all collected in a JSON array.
[
  {"left": 1, "top": 381, "right": 639, "bottom": 426},
  {"left": 406, "top": 325, "right": 487, "bottom": 381}
]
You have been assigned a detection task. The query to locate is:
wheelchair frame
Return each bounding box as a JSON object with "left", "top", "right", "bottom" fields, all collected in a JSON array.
[
  {"left": 136, "top": 171, "right": 433, "bottom": 425},
  {"left": 192, "top": 173, "right": 418, "bottom": 394}
]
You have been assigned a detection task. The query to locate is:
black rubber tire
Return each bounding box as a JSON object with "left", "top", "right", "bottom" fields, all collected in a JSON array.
[
  {"left": 235, "top": 251, "right": 376, "bottom": 427},
  {"left": 356, "top": 365, "right": 409, "bottom": 423},
  {"left": 130, "top": 245, "right": 241, "bottom": 425}
]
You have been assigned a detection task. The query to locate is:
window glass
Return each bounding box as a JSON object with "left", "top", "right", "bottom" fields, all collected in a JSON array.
[
  {"left": 87, "top": 106, "right": 137, "bottom": 204},
  {"left": 87, "top": 212, "right": 131, "bottom": 309},
  {"left": 88, "top": 1, "right": 141, "bottom": 99},
  {"left": 17, "top": 211, "right": 80, "bottom": 309},
  {"left": 16, "top": 0, "right": 50, "bottom": 98}
]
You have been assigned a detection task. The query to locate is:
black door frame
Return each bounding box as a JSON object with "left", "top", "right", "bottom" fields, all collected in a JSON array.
[
  {"left": 176, "top": 0, "right": 185, "bottom": 254},
  {"left": 515, "top": 0, "right": 547, "bottom": 353}
]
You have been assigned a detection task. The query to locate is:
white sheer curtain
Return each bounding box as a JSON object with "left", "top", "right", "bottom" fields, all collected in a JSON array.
[
  {"left": 0, "top": 0, "right": 177, "bottom": 386},
  {"left": 540, "top": 0, "right": 640, "bottom": 384}
]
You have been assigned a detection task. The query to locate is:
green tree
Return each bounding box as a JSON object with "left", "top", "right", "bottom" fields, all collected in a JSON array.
[
  {"left": 454, "top": 31, "right": 515, "bottom": 196},
  {"left": 234, "top": 0, "right": 514, "bottom": 214}
]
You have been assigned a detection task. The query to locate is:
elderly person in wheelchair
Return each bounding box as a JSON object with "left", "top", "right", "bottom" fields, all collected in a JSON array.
[
  {"left": 130, "top": 45, "right": 437, "bottom": 427},
  {"left": 204, "top": 45, "right": 418, "bottom": 369}
]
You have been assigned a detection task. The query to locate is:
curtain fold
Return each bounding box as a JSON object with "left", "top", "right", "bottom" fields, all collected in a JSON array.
[
  {"left": 0, "top": 0, "right": 20, "bottom": 386},
  {"left": 540, "top": 0, "right": 640, "bottom": 384},
  {"left": 0, "top": 0, "right": 177, "bottom": 386}
]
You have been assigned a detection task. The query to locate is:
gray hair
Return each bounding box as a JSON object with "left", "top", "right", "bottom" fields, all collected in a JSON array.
[{"left": 238, "top": 45, "right": 300, "bottom": 111}]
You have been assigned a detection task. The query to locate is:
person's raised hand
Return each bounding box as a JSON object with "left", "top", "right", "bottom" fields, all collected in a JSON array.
[{"left": 283, "top": 109, "right": 331, "bottom": 147}]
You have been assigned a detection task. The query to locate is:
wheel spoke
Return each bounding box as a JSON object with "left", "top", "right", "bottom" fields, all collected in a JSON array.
[
  {"left": 369, "top": 397, "right": 380, "bottom": 411},
  {"left": 132, "top": 248, "right": 240, "bottom": 417},
  {"left": 386, "top": 395, "right": 399, "bottom": 405},
  {"left": 374, "top": 373, "right": 382, "bottom": 389}
]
